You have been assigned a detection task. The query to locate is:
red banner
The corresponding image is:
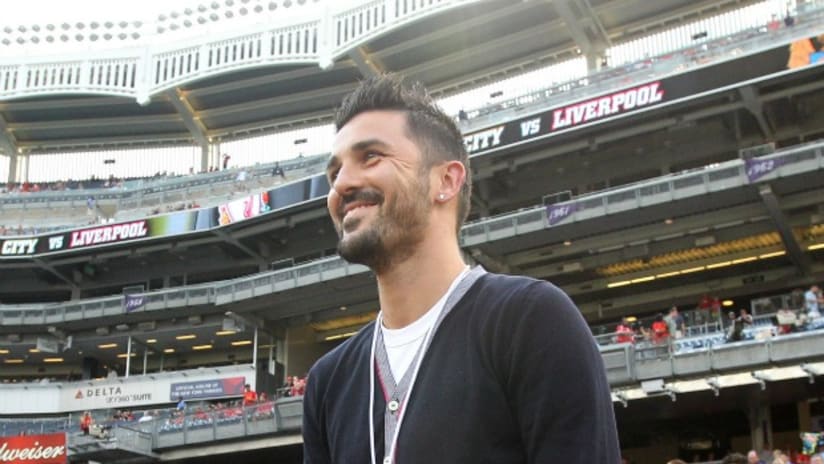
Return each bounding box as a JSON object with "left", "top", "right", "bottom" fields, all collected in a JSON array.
[{"left": 0, "top": 433, "right": 66, "bottom": 464}]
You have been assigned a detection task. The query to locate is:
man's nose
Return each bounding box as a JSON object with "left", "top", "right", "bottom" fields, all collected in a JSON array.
[{"left": 331, "top": 162, "right": 362, "bottom": 196}]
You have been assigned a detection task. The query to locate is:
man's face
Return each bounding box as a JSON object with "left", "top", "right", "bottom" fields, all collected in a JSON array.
[
  {"left": 327, "top": 110, "right": 432, "bottom": 273},
  {"left": 747, "top": 451, "right": 759, "bottom": 463}
]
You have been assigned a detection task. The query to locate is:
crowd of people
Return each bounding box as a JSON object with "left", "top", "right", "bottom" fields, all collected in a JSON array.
[
  {"left": 72, "top": 382, "right": 304, "bottom": 440},
  {"left": 662, "top": 447, "right": 824, "bottom": 463},
  {"left": 612, "top": 284, "right": 824, "bottom": 351}
]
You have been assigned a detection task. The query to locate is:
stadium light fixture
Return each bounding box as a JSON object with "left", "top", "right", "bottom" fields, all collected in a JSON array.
[
  {"left": 117, "top": 353, "right": 137, "bottom": 358},
  {"left": 722, "top": 300, "right": 734, "bottom": 307},
  {"left": 0, "top": 349, "right": 8, "bottom": 354},
  {"left": 324, "top": 331, "right": 358, "bottom": 341},
  {"left": 732, "top": 257, "right": 757, "bottom": 264},
  {"left": 193, "top": 344, "right": 213, "bottom": 350},
  {"left": 146, "top": 339, "right": 157, "bottom": 344},
  {"left": 98, "top": 343, "right": 118, "bottom": 349},
  {"left": 176, "top": 334, "right": 197, "bottom": 340},
  {"left": 43, "top": 358, "right": 64, "bottom": 363},
  {"left": 606, "top": 280, "right": 632, "bottom": 288},
  {"left": 4, "top": 359, "right": 24, "bottom": 364},
  {"left": 231, "top": 340, "right": 252, "bottom": 346},
  {"left": 808, "top": 243, "right": 824, "bottom": 251},
  {"left": 759, "top": 251, "right": 786, "bottom": 259},
  {"left": 163, "top": 348, "right": 175, "bottom": 354},
  {"left": 29, "top": 348, "right": 40, "bottom": 353},
  {"left": 215, "top": 330, "right": 236, "bottom": 336}
]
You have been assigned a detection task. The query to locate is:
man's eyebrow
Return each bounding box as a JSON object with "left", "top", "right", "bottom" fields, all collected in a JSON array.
[
  {"left": 350, "top": 138, "right": 392, "bottom": 152},
  {"left": 327, "top": 138, "right": 392, "bottom": 174}
]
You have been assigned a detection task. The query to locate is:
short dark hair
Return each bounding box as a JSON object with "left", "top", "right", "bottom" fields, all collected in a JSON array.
[{"left": 334, "top": 74, "right": 471, "bottom": 233}]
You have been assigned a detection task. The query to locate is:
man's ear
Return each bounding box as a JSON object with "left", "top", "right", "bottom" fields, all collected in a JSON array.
[{"left": 434, "top": 160, "right": 466, "bottom": 203}]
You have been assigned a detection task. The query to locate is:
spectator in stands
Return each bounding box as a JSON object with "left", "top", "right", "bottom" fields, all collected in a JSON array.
[
  {"left": 222, "top": 153, "right": 231, "bottom": 170},
  {"left": 767, "top": 14, "right": 781, "bottom": 32},
  {"left": 303, "top": 74, "right": 619, "bottom": 463},
  {"left": 748, "top": 450, "right": 766, "bottom": 464},
  {"left": 138, "top": 410, "right": 155, "bottom": 423},
  {"left": 272, "top": 162, "right": 285, "bottom": 179},
  {"left": 787, "top": 34, "right": 824, "bottom": 69},
  {"left": 651, "top": 313, "right": 670, "bottom": 344},
  {"left": 614, "top": 317, "right": 635, "bottom": 344},
  {"left": 665, "top": 306, "right": 686, "bottom": 339},
  {"left": 80, "top": 411, "right": 92, "bottom": 436},
  {"left": 805, "top": 285, "right": 823, "bottom": 318},
  {"left": 176, "top": 396, "right": 186, "bottom": 414},
  {"left": 727, "top": 309, "right": 753, "bottom": 342},
  {"left": 243, "top": 384, "right": 258, "bottom": 407},
  {"left": 810, "top": 454, "right": 824, "bottom": 464},
  {"left": 667, "top": 460, "right": 687, "bottom": 464}
]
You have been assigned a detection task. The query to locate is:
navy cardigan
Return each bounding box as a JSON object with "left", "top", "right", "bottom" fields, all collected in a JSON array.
[{"left": 303, "top": 272, "right": 620, "bottom": 463}]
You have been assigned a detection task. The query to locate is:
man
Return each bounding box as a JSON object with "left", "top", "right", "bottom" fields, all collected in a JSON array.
[
  {"left": 243, "top": 384, "right": 258, "bottom": 406},
  {"left": 665, "top": 306, "right": 686, "bottom": 338},
  {"left": 615, "top": 316, "right": 635, "bottom": 343},
  {"left": 806, "top": 285, "right": 822, "bottom": 318},
  {"left": 747, "top": 449, "right": 766, "bottom": 464},
  {"left": 302, "top": 74, "right": 620, "bottom": 463},
  {"left": 811, "top": 454, "right": 824, "bottom": 464}
]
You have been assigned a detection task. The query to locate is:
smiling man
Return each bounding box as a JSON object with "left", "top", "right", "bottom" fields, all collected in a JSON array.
[{"left": 302, "top": 74, "right": 620, "bottom": 464}]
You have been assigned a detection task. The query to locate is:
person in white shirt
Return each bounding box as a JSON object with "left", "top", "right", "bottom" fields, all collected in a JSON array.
[{"left": 806, "top": 284, "right": 823, "bottom": 318}]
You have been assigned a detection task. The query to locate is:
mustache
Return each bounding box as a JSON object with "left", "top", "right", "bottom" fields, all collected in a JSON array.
[{"left": 338, "top": 189, "right": 384, "bottom": 218}]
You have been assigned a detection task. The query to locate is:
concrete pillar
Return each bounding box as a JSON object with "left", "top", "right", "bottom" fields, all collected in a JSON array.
[
  {"left": 6, "top": 154, "right": 16, "bottom": 184},
  {"left": 749, "top": 402, "right": 773, "bottom": 452},
  {"left": 200, "top": 144, "right": 209, "bottom": 173}
]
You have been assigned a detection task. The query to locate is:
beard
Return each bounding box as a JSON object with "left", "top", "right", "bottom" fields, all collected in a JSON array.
[{"left": 336, "top": 176, "right": 430, "bottom": 274}]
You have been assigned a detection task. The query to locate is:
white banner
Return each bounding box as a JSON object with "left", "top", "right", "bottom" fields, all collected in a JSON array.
[{"left": 0, "top": 365, "right": 256, "bottom": 414}]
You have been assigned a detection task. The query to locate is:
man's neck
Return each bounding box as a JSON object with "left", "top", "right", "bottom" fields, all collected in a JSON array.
[{"left": 375, "top": 239, "right": 466, "bottom": 329}]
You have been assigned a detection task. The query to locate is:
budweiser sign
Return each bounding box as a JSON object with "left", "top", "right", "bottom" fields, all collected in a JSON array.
[{"left": 0, "top": 433, "right": 66, "bottom": 464}]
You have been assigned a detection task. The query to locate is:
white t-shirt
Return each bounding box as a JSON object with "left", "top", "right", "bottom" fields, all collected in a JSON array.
[{"left": 381, "top": 267, "right": 470, "bottom": 381}]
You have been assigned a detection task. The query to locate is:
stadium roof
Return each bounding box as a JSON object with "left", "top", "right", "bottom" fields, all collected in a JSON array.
[{"left": 0, "top": 0, "right": 762, "bottom": 153}]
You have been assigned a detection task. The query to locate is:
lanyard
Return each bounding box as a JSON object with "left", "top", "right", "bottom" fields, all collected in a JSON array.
[{"left": 367, "top": 266, "right": 476, "bottom": 464}]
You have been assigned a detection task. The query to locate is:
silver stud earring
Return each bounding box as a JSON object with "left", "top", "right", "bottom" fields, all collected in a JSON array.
[{"left": 438, "top": 193, "right": 446, "bottom": 200}]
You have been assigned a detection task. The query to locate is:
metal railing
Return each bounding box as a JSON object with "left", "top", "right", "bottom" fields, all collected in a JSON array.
[
  {"left": 2, "top": 141, "right": 823, "bottom": 324},
  {"left": 460, "top": 139, "right": 824, "bottom": 245}
]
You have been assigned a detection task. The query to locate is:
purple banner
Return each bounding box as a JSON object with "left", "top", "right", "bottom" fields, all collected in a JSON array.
[
  {"left": 546, "top": 202, "right": 578, "bottom": 226},
  {"left": 123, "top": 294, "right": 146, "bottom": 313},
  {"left": 745, "top": 157, "right": 783, "bottom": 183}
]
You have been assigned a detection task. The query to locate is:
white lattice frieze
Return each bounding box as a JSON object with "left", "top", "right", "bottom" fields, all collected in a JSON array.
[{"left": 0, "top": 0, "right": 484, "bottom": 103}]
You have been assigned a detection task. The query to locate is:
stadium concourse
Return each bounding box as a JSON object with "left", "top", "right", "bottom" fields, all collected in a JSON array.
[{"left": 2, "top": 0, "right": 824, "bottom": 463}]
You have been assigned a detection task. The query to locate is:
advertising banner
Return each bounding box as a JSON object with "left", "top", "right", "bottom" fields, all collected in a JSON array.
[
  {"left": 744, "top": 156, "right": 784, "bottom": 183},
  {"left": 0, "top": 175, "right": 332, "bottom": 259},
  {"left": 169, "top": 376, "right": 246, "bottom": 401},
  {"left": 546, "top": 202, "right": 578, "bottom": 226},
  {"left": 462, "top": 44, "right": 788, "bottom": 156},
  {"left": 123, "top": 294, "right": 146, "bottom": 313},
  {"left": 0, "top": 433, "right": 67, "bottom": 464}
]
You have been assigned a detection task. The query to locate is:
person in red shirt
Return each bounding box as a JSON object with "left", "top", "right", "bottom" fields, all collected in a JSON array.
[
  {"left": 651, "top": 314, "right": 670, "bottom": 345},
  {"left": 614, "top": 317, "right": 635, "bottom": 344},
  {"left": 80, "top": 411, "right": 92, "bottom": 435},
  {"left": 243, "top": 384, "right": 257, "bottom": 406}
]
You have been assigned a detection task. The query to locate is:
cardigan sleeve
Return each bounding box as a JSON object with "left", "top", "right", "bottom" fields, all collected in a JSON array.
[
  {"left": 302, "top": 362, "right": 332, "bottom": 464},
  {"left": 493, "top": 280, "right": 621, "bottom": 464}
]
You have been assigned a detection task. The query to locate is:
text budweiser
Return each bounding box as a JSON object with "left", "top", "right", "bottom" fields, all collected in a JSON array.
[
  {"left": 0, "top": 441, "right": 66, "bottom": 462},
  {"left": 69, "top": 220, "right": 148, "bottom": 248}
]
